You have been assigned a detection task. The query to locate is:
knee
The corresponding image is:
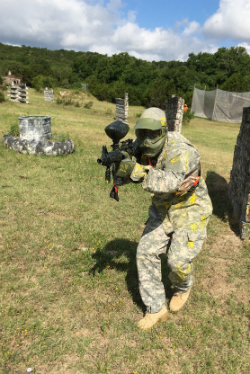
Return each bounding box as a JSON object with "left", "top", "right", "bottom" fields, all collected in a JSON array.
[
  {"left": 168, "top": 253, "right": 187, "bottom": 271},
  {"left": 168, "top": 256, "right": 192, "bottom": 277}
]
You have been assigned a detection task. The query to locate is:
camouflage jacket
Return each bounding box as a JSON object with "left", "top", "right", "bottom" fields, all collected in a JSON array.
[{"left": 131, "top": 132, "right": 213, "bottom": 234}]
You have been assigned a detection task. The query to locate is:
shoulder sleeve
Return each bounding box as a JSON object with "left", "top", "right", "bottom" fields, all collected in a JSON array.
[{"left": 142, "top": 145, "right": 200, "bottom": 194}]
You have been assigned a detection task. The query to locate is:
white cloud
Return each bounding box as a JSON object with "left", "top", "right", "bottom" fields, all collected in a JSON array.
[
  {"left": 203, "top": 0, "right": 250, "bottom": 41},
  {"left": 175, "top": 18, "right": 201, "bottom": 36},
  {"left": 127, "top": 10, "right": 137, "bottom": 23},
  {"left": 110, "top": 22, "right": 217, "bottom": 61},
  {"left": 238, "top": 42, "right": 250, "bottom": 54},
  {"left": 0, "top": 0, "right": 219, "bottom": 61},
  {"left": 183, "top": 21, "right": 201, "bottom": 36}
]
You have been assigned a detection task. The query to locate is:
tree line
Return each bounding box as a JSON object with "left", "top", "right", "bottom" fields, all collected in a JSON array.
[{"left": 1, "top": 42, "right": 250, "bottom": 107}]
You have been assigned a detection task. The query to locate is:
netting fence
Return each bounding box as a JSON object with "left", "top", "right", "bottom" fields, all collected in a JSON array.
[{"left": 191, "top": 87, "right": 250, "bottom": 123}]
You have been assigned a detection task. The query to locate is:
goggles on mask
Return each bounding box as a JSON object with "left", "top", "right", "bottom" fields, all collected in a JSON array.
[{"left": 135, "top": 129, "right": 162, "bottom": 144}]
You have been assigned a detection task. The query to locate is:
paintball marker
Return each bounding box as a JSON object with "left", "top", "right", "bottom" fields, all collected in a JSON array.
[{"left": 97, "top": 120, "right": 139, "bottom": 201}]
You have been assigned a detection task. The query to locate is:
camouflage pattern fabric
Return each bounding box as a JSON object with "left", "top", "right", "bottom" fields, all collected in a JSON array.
[
  {"left": 133, "top": 132, "right": 212, "bottom": 313},
  {"left": 129, "top": 162, "right": 150, "bottom": 182},
  {"left": 131, "top": 132, "right": 213, "bottom": 233},
  {"left": 137, "top": 205, "right": 206, "bottom": 313}
]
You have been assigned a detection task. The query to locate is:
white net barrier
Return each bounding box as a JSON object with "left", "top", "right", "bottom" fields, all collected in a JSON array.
[{"left": 191, "top": 87, "right": 250, "bottom": 123}]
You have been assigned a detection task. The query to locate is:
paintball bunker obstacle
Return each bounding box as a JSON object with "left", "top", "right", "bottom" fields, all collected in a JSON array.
[
  {"left": 19, "top": 115, "right": 51, "bottom": 141},
  {"left": 2, "top": 115, "right": 74, "bottom": 156},
  {"left": 7, "top": 83, "right": 29, "bottom": 104},
  {"left": 165, "top": 95, "right": 185, "bottom": 133},
  {"left": 229, "top": 107, "right": 250, "bottom": 239},
  {"left": 116, "top": 93, "right": 128, "bottom": 123},
  {"left": 44, "top": 88, "right": 54, "bottom": 102}
]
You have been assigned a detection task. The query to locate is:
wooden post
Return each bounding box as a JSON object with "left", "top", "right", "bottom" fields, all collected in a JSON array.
[{"left": 212, "top": 88, "right": 218, "bottom": 122}]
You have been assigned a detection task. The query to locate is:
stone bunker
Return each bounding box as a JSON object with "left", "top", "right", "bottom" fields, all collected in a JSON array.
[
  {"left": 229, "top": 107, "right": 250, "bottom": 239},
  {"left": 2, "top": 115, "right": 74, "bottom": 156}
]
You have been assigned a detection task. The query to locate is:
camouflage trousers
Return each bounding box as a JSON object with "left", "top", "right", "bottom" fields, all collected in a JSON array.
[{"left": 137, "top": 206, "right": 206, "bottom": 313}]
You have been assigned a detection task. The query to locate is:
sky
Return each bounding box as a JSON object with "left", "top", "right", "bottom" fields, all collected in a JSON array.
[{"left": 0, "top": 0, "right": 250, "bottom": 62}]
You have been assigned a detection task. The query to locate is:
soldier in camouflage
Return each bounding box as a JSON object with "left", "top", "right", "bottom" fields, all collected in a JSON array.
[{"left": 115, "top": 107, "right": 213, "bottom": 330}]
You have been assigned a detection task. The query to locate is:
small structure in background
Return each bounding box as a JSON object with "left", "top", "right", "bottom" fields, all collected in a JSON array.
[
  {"left": 116, "top": 93, "right": 128, "bottom": 123},
  {"left": 165, "top": 95, "right": 185, "bottom": 133},
  {"left": 81, "top": 83, "right": 88, "bottom": 92},
  {"left": 7, "top": 83, "right": 29, "bottom": 104},
  {"left": 44, "top": 88, "right": 54, "bottom": 102},
  {"left": 3, "top": 71, "right": 21, "bottom": 85},
  {"left": 229, "top": 107, "right": 250, "bottom": 239},
  {"left": 191, "top": 87, "right": 250, "bottom": 123},
  {"left": 2, "top": 115, "right": 74, "bottom": 156}
]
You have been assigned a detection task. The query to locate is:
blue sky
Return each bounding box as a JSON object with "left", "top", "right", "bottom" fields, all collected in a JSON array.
[
  {"left": 0, "top": 0, "right": 249, "bottom": 61},
  {"left": 122, "top": 0, "right": 220, "bottom": 30}
]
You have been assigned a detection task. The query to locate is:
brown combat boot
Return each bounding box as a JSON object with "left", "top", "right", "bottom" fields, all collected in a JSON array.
[
  {"left": 169, "top": 288, "right": 192, "bottom": 312},
  {"left": 137, "top": 306, "right": 169, "bottom": 330}
]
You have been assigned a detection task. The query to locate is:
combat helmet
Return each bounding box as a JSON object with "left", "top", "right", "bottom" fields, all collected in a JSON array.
[{"left": 134, "top": 107, "right": 167, "bottom": 157}]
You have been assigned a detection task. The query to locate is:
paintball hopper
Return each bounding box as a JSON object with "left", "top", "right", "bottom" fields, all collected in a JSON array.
[
  {"left": 105, "top": 120, "right": 129, "bottom": 146},
  {"left": 97, "top": 120, "right": 136, "bottom": 202}
]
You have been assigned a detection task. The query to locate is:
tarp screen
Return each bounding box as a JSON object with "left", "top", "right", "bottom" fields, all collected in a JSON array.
[{"left": 191, "top": 87, "right": 250, "bottom": 123}]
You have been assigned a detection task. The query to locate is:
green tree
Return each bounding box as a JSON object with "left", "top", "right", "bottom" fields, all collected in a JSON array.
[
  {"left": 221, "top": 73, "right": 250, "bottom": 92},
  {"left": 86, "top": 75, "right": 109, "bottom": 101},
  {"left": 107, "top": 80, "right": 126, "bottom": 102},
  {"left": 146, "top": 78, "right": 176, "bottom": 109},
  {"left": 31, "top": 75, "right": 45, "bottom": 91}
]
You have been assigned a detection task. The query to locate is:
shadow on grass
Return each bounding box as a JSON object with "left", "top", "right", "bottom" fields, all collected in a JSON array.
[
  {"left": 205, "top": 171, "right": 240, "bottom": 236},
  {"left": 90, "top": 238, "right": 172, "bottom": 313}
]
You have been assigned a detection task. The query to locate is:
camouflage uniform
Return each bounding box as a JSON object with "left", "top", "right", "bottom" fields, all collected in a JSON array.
[{"left": 131, "top": 132, "right": 213, "bottom": 313}]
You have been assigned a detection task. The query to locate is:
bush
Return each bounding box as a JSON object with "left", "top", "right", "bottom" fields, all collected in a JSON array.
[
  {"left": 61, "top": 79, "right": 71, "bottom": 89},
  {"left": 75, "top": 101, "right": 81, "bottom": 107},
  {"left": 105, "top": 108, "right": 112, "bottom": 115},
  {"left": 84, "top": 101, "right": 93, "bottom": 109},
  {"left": 9, "top": 123, "right": 20, "bottom": 137},
  {"left": 0, "top": 90, "right": 5, "bottom": 103},
  {"left": 56, "top": 98, "right": 64, "bottom": 105},
  {"left": 64, "top": 99, "right": 73, "bottom": 106},
  {"left": 183, "top": 108, "right": 195, "bottom": 125},
  {"left": 31, "top": 74, "right": 45, "bottom": 91}
]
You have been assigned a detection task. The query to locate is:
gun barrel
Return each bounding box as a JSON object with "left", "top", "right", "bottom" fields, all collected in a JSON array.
[
  {"left": 97, "top": 149, "right": 124, "bottom": 167},
  {"left": 97, "top": 158, "right": 105, "bottom": 165}
]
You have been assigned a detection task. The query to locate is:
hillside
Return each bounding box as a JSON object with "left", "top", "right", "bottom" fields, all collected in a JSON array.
[{"left": 1, "top": 43, "right": 250, "bottom": 108}]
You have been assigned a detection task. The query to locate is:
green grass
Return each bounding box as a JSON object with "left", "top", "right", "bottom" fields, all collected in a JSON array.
[{"left": 0, "top": 89, "right": 249, "bottom": 373}]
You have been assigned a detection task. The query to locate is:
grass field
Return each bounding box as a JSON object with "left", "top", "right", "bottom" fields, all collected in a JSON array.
[{"left": 0, "top": 88, "right": 249, "bottom": 374}]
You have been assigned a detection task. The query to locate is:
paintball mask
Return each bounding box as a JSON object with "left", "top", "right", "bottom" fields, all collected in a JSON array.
[{"left": 134, "top": 108, "right": 167, "bottom": 157}]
